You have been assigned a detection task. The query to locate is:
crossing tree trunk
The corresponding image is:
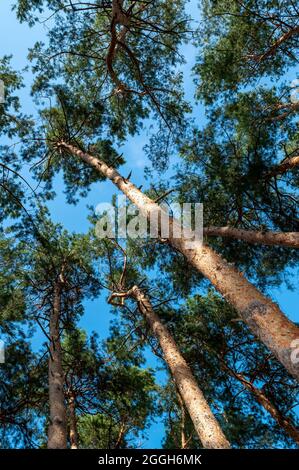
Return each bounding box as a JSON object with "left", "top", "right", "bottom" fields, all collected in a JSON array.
[{"left": 177, "top": 393, "right": 188, "bottom": 449}]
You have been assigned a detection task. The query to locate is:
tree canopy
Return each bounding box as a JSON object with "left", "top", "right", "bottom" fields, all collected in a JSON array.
[{"left": 0, "top": 0, "right": 298, "bottom": 450}]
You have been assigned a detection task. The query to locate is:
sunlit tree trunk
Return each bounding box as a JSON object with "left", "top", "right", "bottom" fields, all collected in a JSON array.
[
  {"left": 59, "top": 142, "right": 299, "bottom": 382},
  {"left": 177, "top": 393, "right": 188, "bottom": 449},
  {"left": 204, "top": 227, "right": 299, "bottom": 248},
  {"left": 47, "top": 281, "right": 67, "bottom": 449},
  {"left": 110, "top": 286, "right": 231, "bottom": 449},
  {"left": 68, "top": 393, "right": 79, "bottom": 449}
]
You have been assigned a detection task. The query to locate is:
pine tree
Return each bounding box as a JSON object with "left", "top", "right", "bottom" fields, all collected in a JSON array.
[
  {"left": 1, "top": 0, "right": 298, "bottom": 450},
  {"left": 14, "top": 211, "right": 102, "bottom": 448}
]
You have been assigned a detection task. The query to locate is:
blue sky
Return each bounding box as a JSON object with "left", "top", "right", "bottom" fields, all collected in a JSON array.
[{"left": 0, "top": 0, "right": 298, "bottom": 448}]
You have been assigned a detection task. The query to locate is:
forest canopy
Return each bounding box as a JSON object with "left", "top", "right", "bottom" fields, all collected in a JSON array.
[{"left": 0, "top": 0, "right": 298, "bottom": 451}]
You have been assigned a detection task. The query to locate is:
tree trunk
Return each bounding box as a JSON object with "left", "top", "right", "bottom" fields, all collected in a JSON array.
[
  {"left": 221, "top": 361, "right": 299, "bottom": 446},
  {"left": 177, "top": 392, "right": 188, "bottom": 449},
  {"left": 256, "top": 26, "right": 299, "bottom": 62},
  {"left": 203, "top": 227, "right": 299, "bottom": 248},
  {"left": 68, "top": 394, "right": 79, "bottom": 449},
  {"left": 47, "top": 281, "right": 67, "bottom": 449},
  {"left": 59, "top": 141, "right": 299, "bottom": 382},
  {"left": 266, "top": 156, "right": 299, "bottom": 178},
  {"left": 110, "top": 286, "right": 231, "bottom": 449}
]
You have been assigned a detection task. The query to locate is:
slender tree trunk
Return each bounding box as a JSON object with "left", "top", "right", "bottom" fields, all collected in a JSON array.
[
  {"left": 266, "top": 156, "right": 299, "bottom": 178},
  {"left": 257, "top": 26, "right": 299, "bottom": 62},
  {"left": 110, "top": 287, "right": 231, "bottom": 449},
  {"left": 107, "top": 1, "right": 130, "bottom": 91},
  {"left": 203, "top": 227, "right": 299, "bottom": 248},
  {"left": 221, "top": 361, "right": 299, "bottom": 446},
  {"left": 47, "top": 281, "right": 67, "bottom": 449},
  {"left": 59, "top": 142, "right": 299, "bottom": 382},
  {"left": 269, "top": 102, "right": 299, "bottom": 121},
  {"left": 115, "top": 423, "right": 126, "bottom": 449},
  {"left": 68, "top": 394, "right": 79, "bottom": 449}
]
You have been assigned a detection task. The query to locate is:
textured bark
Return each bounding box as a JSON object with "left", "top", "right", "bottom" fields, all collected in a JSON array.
[
  {"left": 204, "top": 227, "right": 299, "bottom": 248},
  {"left": 221, "top": 362, "right": 299, "bottom": 446},
  {"left": 268, "top": 102, "right": 299, "bottom": 121},
  {"left": 59, "top": 141, "right": 299, "bottom": 382},
  {"left": 110, "top": 287, "right": 230, "bottom": 449},
  {"left": 47, "top": 281, "right": 67, "bottom": 449},
  {"left": 68, "top": 394, "right": 79, "bottom": 449},
  {"left": 177, "top": 393, "right": 188, "bottom": 449},
  {"left": 266, "top": 156, "right": 299, "bottom": 178}
]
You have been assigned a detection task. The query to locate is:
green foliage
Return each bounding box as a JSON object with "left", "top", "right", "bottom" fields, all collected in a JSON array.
[
  {"left": 0, "top": 56, "right": 30, "bottom": 137},
  {"left": 14, "top": 0, "right": 190, "bottom": 193},
  {"left": 195, "top": 0, "right": 299, "bottom": 103},
  {"left": 174, "top": 87, "right": 299, "bottom": 289},
  {"left": 161, "top": 291, "right": 299, "bottom": 448},
  {"left": 0, "top": 57, "right": 34, "bottom": 220}
]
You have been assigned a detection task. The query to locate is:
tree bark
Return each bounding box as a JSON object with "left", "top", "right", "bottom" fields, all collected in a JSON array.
[
  {"left": 203, "top": 226, "right": 299, "bottom": 248},
  {"left": 221, "top": 361, "right": 299, "bottom": 446},
  {"left": 107, "top": 1, "right": 130, "bottom": 92},
  {"left": 68, "top": 394, "right": 79, "bottom": 449},
  {"left": 266, "top": 156, "right": 299, "bottom": 178},
  {"left": 59, "top": 141, "right": 299, "bottom": 382},
  {"left": 110, "top": 287, "right": 231, "bottom": 449},
  {"left": 112, "top": 0, "right": 127, "bottom": 25},
  {"left": 47, "top": 281, "right": 67, "bottom": 449},
  {"left": 255, "top": 26, "right": 299, "bottom": 62},
  {"left": 268, "top": 102, "right": 299, "bottom": 121}
]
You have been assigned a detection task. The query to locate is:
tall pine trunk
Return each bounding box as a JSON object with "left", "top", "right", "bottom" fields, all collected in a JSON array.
[
  {"left": 60, "top": 142, "right": 299, "bottom": 382},
  {"left": 47, "top": 281, "right": 67, "bottom": 449},
  {"left": 110, "top": 286, "right": 231, "bottom": 449},
  {"left": 203, "top": 227, "right": 299, "bottom": 248}
]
